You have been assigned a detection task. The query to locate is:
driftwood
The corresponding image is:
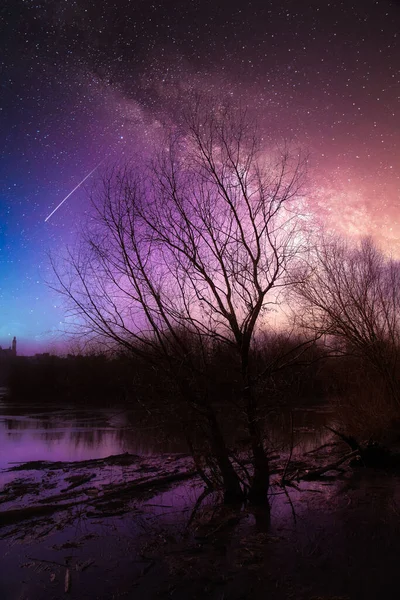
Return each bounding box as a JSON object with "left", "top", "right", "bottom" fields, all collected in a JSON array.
[
  {"left": 324, "top": 425, "right": 359, "bottom": 451},
  {"left": 301, "top": 450, "right": 359, "bottom": 481},
  {"left": 324, "top": 425, "right": 397, "bottom": 467},
  {"left": 303, "top": 441, "right": 340, "bottom": 455},
  {"left": 65, "top": 567, "right": 71, "bottom": 593}
]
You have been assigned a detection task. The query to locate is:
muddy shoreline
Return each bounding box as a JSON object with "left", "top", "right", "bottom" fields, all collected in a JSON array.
[{"left": 2, "top": 444, "right": 400, "bottom": 599}]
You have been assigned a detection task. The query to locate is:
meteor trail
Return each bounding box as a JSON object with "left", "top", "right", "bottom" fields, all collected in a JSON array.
[{"left": 44, "top": 160, "right": 104, "bottom": 222}]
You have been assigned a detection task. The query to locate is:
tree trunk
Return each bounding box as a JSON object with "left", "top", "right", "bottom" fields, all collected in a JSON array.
[
  {"left": 206, "top": 409, "right": 245, "bottom": 504},
  {"left": 244, "top": 384, "right": 270, "bottom": 505},
  {"left": 179, "top": 376, "right": 244, "bottom": 503}
]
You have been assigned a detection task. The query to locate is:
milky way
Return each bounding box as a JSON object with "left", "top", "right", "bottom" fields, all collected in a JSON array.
[{"left": 1, "top": 0, "right": 399, "bottom": 352}]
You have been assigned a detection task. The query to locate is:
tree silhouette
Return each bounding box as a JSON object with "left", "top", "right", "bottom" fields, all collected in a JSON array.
[
  {"left": 292, "top": 235, "right": 400, "bottom": 408},
  {"left": 53, "top": 99, "right": 308, "bottom": 504}
]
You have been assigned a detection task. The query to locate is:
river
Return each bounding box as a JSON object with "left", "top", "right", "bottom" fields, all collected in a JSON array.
[{"left": 0, "top": 394, "right": 333, "bottom": 474}]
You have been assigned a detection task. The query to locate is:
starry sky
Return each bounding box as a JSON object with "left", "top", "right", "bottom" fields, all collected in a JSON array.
[{"left": 1, "top": 0, "right": 399, "bottom": 354}]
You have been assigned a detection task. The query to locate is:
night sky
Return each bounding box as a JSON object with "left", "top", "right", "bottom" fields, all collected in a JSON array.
[{"left": 1, "top": 0, "right": 399, "bottom": 353}]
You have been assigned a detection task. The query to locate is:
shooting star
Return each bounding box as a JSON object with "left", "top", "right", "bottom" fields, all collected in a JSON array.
[{"left": 44, "top": 159, "right": 104, "bottom": 222}]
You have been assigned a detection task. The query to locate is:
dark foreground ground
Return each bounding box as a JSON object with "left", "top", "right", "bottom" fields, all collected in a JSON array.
[{"left": 1, "top": 445, "right": 400, "bottom": 600}]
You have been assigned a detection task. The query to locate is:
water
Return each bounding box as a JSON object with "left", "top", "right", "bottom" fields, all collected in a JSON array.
[
  {"left": 0, "top": 397, "right": 334, "bottom": 471},
  {"left": 3, "top": 396, "right": 400, "bottom": 600},
  {"left": 0, "top": 399, "right": 188, "bottom": 473}
]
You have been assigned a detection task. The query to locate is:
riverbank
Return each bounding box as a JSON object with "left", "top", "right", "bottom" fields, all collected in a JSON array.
[{"left": 2, "top": 443, "right": 400, "bottom": 599}]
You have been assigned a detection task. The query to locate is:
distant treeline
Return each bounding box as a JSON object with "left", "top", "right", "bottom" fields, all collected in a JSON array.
[
  {"left": 3, "top": 333, "right": 378, "bottom": 411},
  {"left": 5, "top": 353, "right": 130, "bottom": 404}
]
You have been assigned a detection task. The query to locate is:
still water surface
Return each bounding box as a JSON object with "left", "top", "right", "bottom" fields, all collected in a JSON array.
[
  {"left": 3, "top": 394, "right": 400, "bottom": 600},
  {"left": 0, "top": 393, "right": 334, "bottom": 470},
  {"left": 0, "top": 401, "right": 187, "bottom": 470}
]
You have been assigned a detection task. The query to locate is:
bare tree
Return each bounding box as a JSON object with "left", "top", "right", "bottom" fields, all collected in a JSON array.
[
  {"left": 292, "top": 235, "right": 400, "bottom": 407},
  {"left": 53, "top": 100, "right": 308, "bottom": 504}
]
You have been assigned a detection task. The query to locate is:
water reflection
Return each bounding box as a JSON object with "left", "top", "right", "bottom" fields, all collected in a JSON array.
[
  {"left": 0, "top": 400, "right": 190, "bottom": 469},
  {"left": 0, "top": 398, "right": 334, "bottom": 470}
]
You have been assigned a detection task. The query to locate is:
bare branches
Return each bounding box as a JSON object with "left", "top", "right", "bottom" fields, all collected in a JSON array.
[
  {"left": 291, "top": 235, "right": 400, "bottom": 404},
  {"left": 54, "top": 103, "right": 306, "bottom": 365},
  {"left": 50, "top": 101, "right": 308, "bottom": 504}
]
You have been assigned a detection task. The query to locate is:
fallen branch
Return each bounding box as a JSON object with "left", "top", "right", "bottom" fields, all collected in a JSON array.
[
  {"left": 304, "top": 441, "right": 340, "bottom": 455},
  {"left": 324, "top": 425, "right": 360, "bottom": 451},
  {"left": 300, "top": 450, "right": 359, "bottom": 481}
]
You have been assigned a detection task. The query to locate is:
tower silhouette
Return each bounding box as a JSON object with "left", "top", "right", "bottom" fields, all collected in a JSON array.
[{"left": 11, "top": 337, "right": 16, "bottom": 357}]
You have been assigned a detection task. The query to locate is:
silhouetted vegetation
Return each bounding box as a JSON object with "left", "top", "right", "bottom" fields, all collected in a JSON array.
[
  {"left": 5, "top": 332, "right": 325, "bottom": 406},
  {"left": 18, "top": 100, "right": 399, "bottom": 504},
  {"left": 50, "top": 99, "right": 314, "bottom": 504},
  {"left": 6, "top": 353, "right": 129, "bottom": 403}
]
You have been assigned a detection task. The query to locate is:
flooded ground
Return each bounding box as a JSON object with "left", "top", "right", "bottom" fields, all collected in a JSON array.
[
  {"left": 0, "top": 396, "right": 332, "bottom": 472},
  {"left": 0, "top": 398, "right": 186, "bottom": 474},
  {"left": 2, "top": 396, "right": 400, "bottom": 599}
]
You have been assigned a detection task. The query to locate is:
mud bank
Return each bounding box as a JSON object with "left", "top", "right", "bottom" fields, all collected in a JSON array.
[
  {"left": 2, "top": 442, "right": 400, "bottom": 599},
  {"left": 1, "top": 452, "right": 195, "bottom": 525}
]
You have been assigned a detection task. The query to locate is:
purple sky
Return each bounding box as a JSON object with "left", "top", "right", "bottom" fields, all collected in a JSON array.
[{"left": 1, "top": 0, "right": 399, "bottom": 354}]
